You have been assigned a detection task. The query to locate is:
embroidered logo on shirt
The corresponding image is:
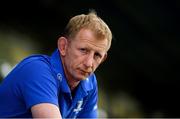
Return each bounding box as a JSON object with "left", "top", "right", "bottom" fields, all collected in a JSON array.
[
  {"left": 57, "top": 73, "right": 62, "bottom": 82},
  {"left": 73, "top": 100, "right": 83, "bottom": 114}
]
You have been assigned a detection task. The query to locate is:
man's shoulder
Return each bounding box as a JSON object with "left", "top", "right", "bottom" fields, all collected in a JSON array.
[
  {"left": 22, "top": 54, "right": 50, "bottom": 63},
  {"left": 9, "top": 54, "right": 52, "bottom": 77},
  {"left": 9, "top": 54, "right": 57, "bottom": 84},
  {"left": 17, "top": 54, "right": 50, "bottom": 68}
]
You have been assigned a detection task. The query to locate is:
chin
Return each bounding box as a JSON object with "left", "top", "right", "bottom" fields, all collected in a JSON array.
[
  {"left": 76, "top": 75, "right": 88, "bottom": 81},
  {"left": 75, "top": 72, "right": 89, "bottom": 80}
]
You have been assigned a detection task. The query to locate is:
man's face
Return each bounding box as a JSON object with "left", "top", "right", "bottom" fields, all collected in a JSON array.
[{"left": 62, "top": 29, "right": 108, "bottom": 81}]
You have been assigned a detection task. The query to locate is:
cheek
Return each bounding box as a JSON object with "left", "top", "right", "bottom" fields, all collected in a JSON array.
[
  {"left": 66, "top": 49, "right": 87, "bottom": 68},
  {"left": 65, "top": 54, "right": 80, "bottom": 68}
]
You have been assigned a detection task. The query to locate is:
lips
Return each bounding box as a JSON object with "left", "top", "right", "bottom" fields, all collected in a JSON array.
[{"left": 79, "top": 69, "right": 91, "bottom": 76}]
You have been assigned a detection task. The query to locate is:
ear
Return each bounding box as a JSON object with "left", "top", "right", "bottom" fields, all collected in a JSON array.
[
  {"left": 57, "top": 37, "right": 68, "bottom": 56},
  {"left": 101, "top": 53, "right": 107, "bottom": 63}
]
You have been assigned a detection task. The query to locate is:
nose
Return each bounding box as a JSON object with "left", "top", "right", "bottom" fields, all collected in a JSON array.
[{"left": 84, "top": 54, "right": 94, "bottom": 68}]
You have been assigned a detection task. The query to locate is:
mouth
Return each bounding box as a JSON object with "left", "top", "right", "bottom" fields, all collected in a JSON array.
[{"left": 79, "top": 69, "right": 91, "bottom": 76}]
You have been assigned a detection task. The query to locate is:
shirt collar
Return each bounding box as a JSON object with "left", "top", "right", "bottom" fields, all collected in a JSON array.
[
  {"left": 50, "top": 49, "right": 70, "bottom": 93},
  {"left": 50, "top": 49, "right": 94, "bottom": 94},
  {"left": 80, "top": 76, "right": 93, "bottom": 92}
]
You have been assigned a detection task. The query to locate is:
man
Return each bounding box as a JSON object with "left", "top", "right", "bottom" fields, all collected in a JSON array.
[{"left": 0, "top": 11, "right": 112, "bottom": 118}]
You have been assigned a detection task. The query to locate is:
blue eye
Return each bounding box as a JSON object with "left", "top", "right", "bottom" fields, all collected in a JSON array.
[
  {"left": 80, "top": 48, "right": 87, "bottom": 53},
  {"left": 94, "top": 52, "right": 102, "bottom": 59}
]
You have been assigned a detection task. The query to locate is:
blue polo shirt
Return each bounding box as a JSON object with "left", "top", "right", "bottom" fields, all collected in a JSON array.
[{"left": 0, "top": 49, "right": 98, "bottom": 118}]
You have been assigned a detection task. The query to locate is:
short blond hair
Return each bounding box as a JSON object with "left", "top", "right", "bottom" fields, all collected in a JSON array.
[{"left": 63, "top": 10, "right": 112, "bottom": 51}]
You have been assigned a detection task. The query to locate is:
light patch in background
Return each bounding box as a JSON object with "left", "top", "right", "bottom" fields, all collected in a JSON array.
[
  {"left": 109, "top": 92, "right": 143, "bottom": 118},
  {"left": 0, "top": 29, "right": 40, "bottom": 80},
  {"left": 0, "top": 62, "right": 12, "bottom": 78}
]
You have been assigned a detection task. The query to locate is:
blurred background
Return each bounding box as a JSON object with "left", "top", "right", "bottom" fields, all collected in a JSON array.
[{"left": 0, "top": 0, "right": 179, "bottom": 118}]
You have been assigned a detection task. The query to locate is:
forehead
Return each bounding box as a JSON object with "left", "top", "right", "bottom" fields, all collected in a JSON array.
[{"left": 72, "top": 29, "right": 108, "bottom": 51}]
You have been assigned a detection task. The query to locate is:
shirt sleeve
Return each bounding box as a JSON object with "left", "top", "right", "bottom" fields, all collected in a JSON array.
[
  {"left": 78, "top": 78, "right": 98, "bottom": 118},
  {"left": 18, "top": 60, "right": 59, "bottom": 109}
]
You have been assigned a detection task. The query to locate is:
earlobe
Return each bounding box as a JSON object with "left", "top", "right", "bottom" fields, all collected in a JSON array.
[{"left": 57, "top": 37, "right": 68, "bottom": 56}]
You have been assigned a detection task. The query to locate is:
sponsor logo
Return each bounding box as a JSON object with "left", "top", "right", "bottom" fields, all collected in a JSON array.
[
  {"left": 73, "top": 100, "right": 83, "bottom": 114},
  {"left": 57, "top": 73, "right": 62, "bottom": 82}
]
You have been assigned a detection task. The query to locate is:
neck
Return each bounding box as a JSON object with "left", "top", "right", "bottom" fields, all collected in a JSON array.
[
  {"left": 63, "top": 67, "right": 80, "bottom": 91},
  {"left": 67, "top": 79, "right": 80, "bottom": 91}
]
